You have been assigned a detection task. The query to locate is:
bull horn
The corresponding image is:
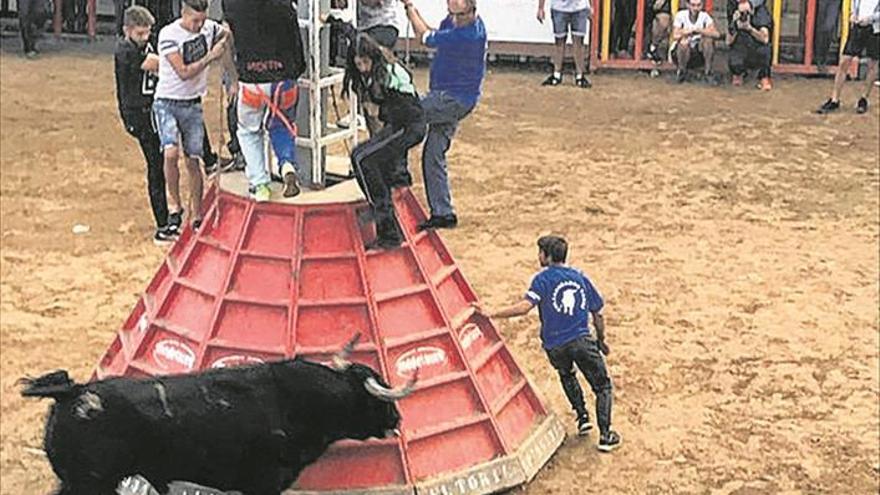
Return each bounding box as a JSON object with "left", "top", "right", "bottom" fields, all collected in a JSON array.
[
  {"left": 331, "top": 333, "right": 362, "bottom": 371},
  {"left": 364, "top": 369, "right": 419, "bottom": 402}
]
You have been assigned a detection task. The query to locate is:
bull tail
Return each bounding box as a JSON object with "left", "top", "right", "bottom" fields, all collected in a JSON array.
[{"left": 18, "top": 370, "right": 78, "bottom": 399}]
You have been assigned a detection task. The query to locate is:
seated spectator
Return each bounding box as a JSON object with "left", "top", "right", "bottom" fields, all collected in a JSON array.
[
  {"left": 726, "top": 0, "right": 773, "bottom": 90},
  {"left": 816, "top": 0, "right": 879, "bottom": 114},
  {"left": 671, "top": 0, "right": 721, "bottom": 83},
  {"left": 646, "top": 0, "right": 672, "bottom": 74},
  {"left": 537, "top": 0, "right": 592, "bottom": 88}
]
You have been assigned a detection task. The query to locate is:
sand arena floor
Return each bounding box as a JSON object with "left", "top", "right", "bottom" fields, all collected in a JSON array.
[{"left": 1, "top": 38, "right": 878, "bottom": 494}]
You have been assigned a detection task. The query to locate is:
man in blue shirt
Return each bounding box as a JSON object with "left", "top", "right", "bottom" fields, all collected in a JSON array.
[
  {"left": 401, "top": 0, "right": 487, "bottom": 231},
  {"left": 474, "top": 235, "right": 621, "bottom": 452}
]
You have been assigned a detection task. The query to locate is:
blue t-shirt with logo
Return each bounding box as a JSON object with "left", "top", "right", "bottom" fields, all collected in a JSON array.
[
  {"left": 525, "top": 265, "right": 604, "bottom": 350},
  {"left": 424, "top": 16, "right": 487, "bottom": 108}
]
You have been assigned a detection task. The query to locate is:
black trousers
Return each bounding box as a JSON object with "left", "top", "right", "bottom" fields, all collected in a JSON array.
[
  {"left": 351, "top": 120, "right": 425, "bottom": 243},
  {"left": 226, "top": 94, "right": 240, "bottom": 155},
  {"left": 123, "top": 108, "right": 168, "bottom": 229},
  {"left": 18, "top": 0, "right": 49, "bottom": 53},
  {"left": 363, "top": 24, "right": 399, "bottom": 50},
  {"left": 813, "top": 0, "right": 840, "bottom": 65},
  {"left": 612, "top": 0, "right": 637, "bottom": 54},
  {"left": 728, "top": 35, "right": 772, "bottom": 78},
  {"left": 64, "top": 0, "right": 88, "bottom": 33},
  {"left": 546, "top": 336, "right": 614, "bottom": 435}
]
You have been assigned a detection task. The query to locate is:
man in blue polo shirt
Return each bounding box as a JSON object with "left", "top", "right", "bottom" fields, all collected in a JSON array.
[
  {"left": 474, "top": 235, "right": 621, "bottom": 452},
  {"left": 401, "top": 0, "right": 487, "bottom": 231}
]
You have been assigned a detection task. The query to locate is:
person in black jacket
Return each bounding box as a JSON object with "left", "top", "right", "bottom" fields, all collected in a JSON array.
[
  {"left": 222, "top": 0, "right": 307, "bottom": 201},
  {"left": 114, "top": 6, "right": 177, "bottom": 244},
  {"left": 726, "top": 0, "right": 773, "bottom": 89},
  {"left": 344, "top": 34, "right": 427, "bottom": 249}
]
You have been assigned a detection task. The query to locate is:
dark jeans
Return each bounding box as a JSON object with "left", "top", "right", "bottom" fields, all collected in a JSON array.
[
  {"left": 546, "top": 336, "right": 614, "bottom": 435},
  {"left": 202, "top": 122, "right": 217, "bottom": 165},
  {"left": 612, "top": 0, "right": 636, "bottom": 54},
  {"left": 728, "top": 35, "right": 772, "bottom": 78},
  {"left": 226, "top": 94, "right": 240, "bottom": 155},
  {"left": 351, "top": 119, "right": 426, "bottom": 243},
  {"left": 363, "top": 24, "right": 399, "bottom": 49},
  {"left": 122, "top": 108, "right": 168, "bottom": 229},
  {"left": 65, "top": 0, "right": 88, "bottom": 33},
  {"left": 420, "top": 91, "right": 475, "bottom": 218},
  {"left": 18, "top": 0, "right": 49, "bottom": 53},
  {"left": 813, "top": 0, "right": 840, "bottom": 65}
]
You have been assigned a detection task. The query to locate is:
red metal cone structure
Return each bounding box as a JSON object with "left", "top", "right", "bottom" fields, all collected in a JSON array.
[{"left": 96, "top": 179, "right": 564, "bottom": 495}]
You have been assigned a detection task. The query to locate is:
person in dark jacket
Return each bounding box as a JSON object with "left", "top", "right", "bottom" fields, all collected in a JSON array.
[
  {"left": 344, "top": 34, "right": 427, "bottom": 250},
  {"left": 222, "top": 0, "right": 307, "bottom": 201},
  {"left": 114, "top": 5, "right": 177, "bottom": 244}
]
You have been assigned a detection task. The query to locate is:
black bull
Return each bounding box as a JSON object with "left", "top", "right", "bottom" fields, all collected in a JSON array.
[{"left": 21, "top": 351, "right": 416, "bottom": 495}]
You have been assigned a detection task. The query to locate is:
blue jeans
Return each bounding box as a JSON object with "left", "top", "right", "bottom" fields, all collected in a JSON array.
[
  {"left": 152, "top": 98, "right": 205, "bottom": 158},
  {"left": 551, "top": 8, "right": 590, "bottom": 38},
  {"left": 236, "top": 80, "right": 300, "bottom": 189},
  {"left": 545, "top": 336, "right": 614, "bottom": 435},
  {"left": 420, "top": 91, "right": 475, "bottom": 218}
]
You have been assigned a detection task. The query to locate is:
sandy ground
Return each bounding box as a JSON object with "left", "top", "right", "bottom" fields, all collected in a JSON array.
[{"left": 1, "top": 37, "right": 878, "bottom": 495}]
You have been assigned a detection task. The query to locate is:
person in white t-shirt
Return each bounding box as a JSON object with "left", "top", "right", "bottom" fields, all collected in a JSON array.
[
  {"left": 153, "top": 0, "right": 227, "bottom": 232},
  {"left": 671, "top": 0, "right": 721, "bottom": 83},
  {"left": 538, "top": 0, "right": 592, "bottom": 88}
]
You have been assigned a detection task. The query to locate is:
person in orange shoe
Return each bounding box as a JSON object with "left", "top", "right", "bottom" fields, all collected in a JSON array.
[{"left": 726, "top": 0, "right": 773, "bottom": 89}]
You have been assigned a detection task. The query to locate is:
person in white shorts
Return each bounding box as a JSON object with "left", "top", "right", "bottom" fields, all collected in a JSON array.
[
  {"left": 538, "top": 0, "right": 592, "bottom": 88},
  {"left": 671, "top": 0, "right": 721, "bottom": 83}
]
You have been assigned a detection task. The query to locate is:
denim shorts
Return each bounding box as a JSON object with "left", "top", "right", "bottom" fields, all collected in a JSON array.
[
  {"left": 551, "top": 8, "right": 590, "bottom": 38},
  {"left": 152, "top": 98, "right": 205, "bottom": 157}
]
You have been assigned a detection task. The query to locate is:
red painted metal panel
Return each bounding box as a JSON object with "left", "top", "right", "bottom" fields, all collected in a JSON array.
[
  {"left": 299, "top": 258, "right": 364, "bottom": 299},
  {"left": 156, "top": 285, "right": 215, "bottom": 342},
  {"left": 180, "top": 243, "right": 231, "bottom": 295},
  {"left": 398, "top": 379, "right": 484, "bottom": 433},
  {"left": 407, "top": 422, "right": 502, "bottom": 480},
  {"left": 241, "top": 212, "right": 298, "bottom": 257},
  {"left": 364, "top": 249, "right": 425, "bottom": 294},
  {"left": 96, "top": 185, "right": 559, "bottom": 494},
  {"left": 297, "top": 444, "right": 407, "bottom": 489}
]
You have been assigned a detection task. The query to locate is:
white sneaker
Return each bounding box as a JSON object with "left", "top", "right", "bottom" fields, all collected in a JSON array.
[{"left": 337, "top": 113, "right": 366, "bottom": 129}]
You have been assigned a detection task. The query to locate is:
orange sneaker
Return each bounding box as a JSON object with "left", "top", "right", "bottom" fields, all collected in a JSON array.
[
  {"left": 758, "top": 77, "right": 772, "bottom": 91},
  {"left": 732, "top": 74, "right": 744, "bottom": 86}
]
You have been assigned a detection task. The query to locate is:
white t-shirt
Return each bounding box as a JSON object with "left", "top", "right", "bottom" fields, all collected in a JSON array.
[
  {"left": 674, "top": 10, "right": 713, "bottom": 43},
  {"left": 857, "top": 0, "right": 879, "bottom": 20},
  {"left": 551, "top": 0, "right": 590, "bottom": 13},
  {"left": 155, "top": 19, "right": 221, "bottom": 100},
  {"left": 358, "top": 0, "right": 397, "bottom": 31}
]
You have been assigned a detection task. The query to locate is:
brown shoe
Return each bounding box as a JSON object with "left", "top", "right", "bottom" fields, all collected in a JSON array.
[{"left": 282, "top": 172, "right": 300, "bottom": 198}]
